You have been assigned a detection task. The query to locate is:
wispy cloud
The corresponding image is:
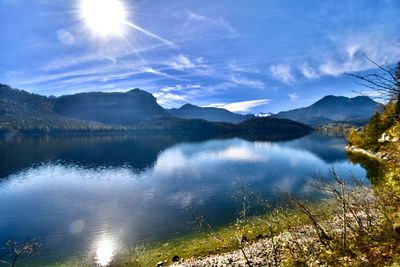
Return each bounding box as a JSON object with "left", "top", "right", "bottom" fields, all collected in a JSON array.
[
  {"left": 229, "top": 74, "right": 265, "bottom": 89},
  {"left": 299, "top": 63, "right": 319, "bottom": 80},
  {"left": 227, "top": 61, "right": 260, "bottom": 74},
  {"left": 13, "top": 60, "right": 182, "bottom": 89},
  {"left": 186, "top": 11, "right": 236, "bottom": 34},
  {"left": 140, "top": 66, "right": 182, "bottom": 81},
  {"left": 41, "top": 40, "right": 170, "bottom": 72},
  {"left": 56, "top": 29, "right": 75, "bottom": 45},
  {"left": 205, "top": 99, "right": 270, "bottom": 112},
  {"left": 160, "top": 84, "right": 202, "bottom": 93},
  {"left": 318, "top": 32, "right": 400, "bottom": 76},
  {"left": 288, "top": 93, "right": 299, "bottom": 101},
  {"left": 42, "top": 54, "right": 112, "bottom": 72},
  {"left": 154, "top": 83, "right": 210, "bottom": 107},
  {"left": 168, "top": 54, "right": 208, "bottom": 72},
  {"left": 269, "top": 64, "right": 295, "bottom": 84},
  {"left": 154, "top": 82, "right": 238, "bottom": 108}
]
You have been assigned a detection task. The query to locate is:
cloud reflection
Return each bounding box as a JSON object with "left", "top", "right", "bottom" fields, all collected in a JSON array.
[{"left": 0, "top": 135, "right": 368, "bottom": 266}]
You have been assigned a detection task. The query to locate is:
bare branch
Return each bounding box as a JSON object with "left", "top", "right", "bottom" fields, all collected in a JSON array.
[{"left": 363, "top": 53, "right": 398, "bottom": 82}]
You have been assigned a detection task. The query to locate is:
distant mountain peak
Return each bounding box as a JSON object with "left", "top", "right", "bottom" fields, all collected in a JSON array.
[
  {"left": 53, "top": 87, "right": 169, "bottom": 125},
  {"left": 313, "top": 95, "right": 347, "bottom": 105},
  {"left": 168, "top": 103, "right": 248, "bottom": 123},
  {"left": 127, "top": 88, "right": 150, "bottom": 95},
  {"left": 274, "top": 95, "right": 383, "bottom": 126},
  {"left": 180, "top": 103, "right": 198, "bottom": 109}
]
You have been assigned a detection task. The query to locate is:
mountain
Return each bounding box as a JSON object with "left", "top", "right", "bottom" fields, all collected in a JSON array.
[
  {"left": 273, "top": 95, "right": 384, "bottom": 126},
  {"left": 168, "top": 104, "right": 248, "bottom": 124},
  {"left": 54, "top": 89, "right": 171, "bottom": 125},
  {"left": 236, "top": 117, "right": 312, "bottom": 139},
  {"left": 0, "top": 83, "right": 311, "bottom": 139},
  {"left": 0, "top": 84, "right": 55, "bottom": 115},
  {"left": 136, "top": 116, "right": 312, "bottom": 140},
  {"left": 0, "top": 84, "right": 134, "bottom": 133}
]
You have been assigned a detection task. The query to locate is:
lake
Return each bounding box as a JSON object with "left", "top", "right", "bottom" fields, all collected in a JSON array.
[{"left": 0, "top": 133, "right": 367, "bottom": 266}]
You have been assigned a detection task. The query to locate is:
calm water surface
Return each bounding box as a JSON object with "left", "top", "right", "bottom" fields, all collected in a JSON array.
[{"left": 0, "top": 134, "right": 367, "bottom": 266}]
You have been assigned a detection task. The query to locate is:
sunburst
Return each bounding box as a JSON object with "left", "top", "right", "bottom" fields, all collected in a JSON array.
[{"left": 79, "top": 0, "right": 127, "bottom": 38}]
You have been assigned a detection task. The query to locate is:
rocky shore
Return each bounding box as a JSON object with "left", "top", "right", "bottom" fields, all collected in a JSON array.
[
  {"left": 165, "top": 187, "right": 379, "bottom": 267},
  {"left": 169, "top": 225, "right": 322, "bottom": 267},
  {"left": 346, "top": 143, "right": 400, "bottom": 165}
]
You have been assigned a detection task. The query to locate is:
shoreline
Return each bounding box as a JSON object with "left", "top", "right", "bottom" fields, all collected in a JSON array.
[{"left": 345, "top": 145, "right": 382, "bottom": 160}]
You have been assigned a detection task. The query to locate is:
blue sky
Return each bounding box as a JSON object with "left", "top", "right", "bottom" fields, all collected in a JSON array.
[{"left": 0, "top": 0, "right": 399, "bottom": 113}]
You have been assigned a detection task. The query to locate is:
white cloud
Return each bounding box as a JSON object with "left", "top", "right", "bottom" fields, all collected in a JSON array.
[
  {"left": 57, "top": 29, "right": 75, "bottom": 45},
  {"left": 229, "top": 74, "right": 265, "bottom": 89},
  {"left": 140, "top": 66, "right": 181, "bottom": 81},
  {"left": 42, "top": 54, "right": 107, "bottom": 72},
  {"left": 269, "top": 64, "right": 295, "bottom": 84},
  {"left": 299, "top": 63, "right": 319, "bottom": 80},
  {"left": 168, "top": 54, "right": 208, "bottom": 72},
  {"left": 186, "top": 11, "right": 236, "bottom": 34},
  {"left": 154, "top": 82, "right": 237, "bottom": 108},
  {"left": 205, "top": 99, "right": 270, "bottom": 112},
  {"left": 160, "top": 85, "right": 183, "bottom": 93},
  {"left": 160, "top": 84, "right": 203, "bottom": 93},
  {"left": 360, "top": 90, "right": 385, "bottom": 99},
  {"left": 318, "top": 32, "right": 400, "bottom": 76},
  {"left": 154, "top": 92, "right": 187, "bottom": 107},
  {"left": 16, "top": 60, "right": 182, "bottom": 88},
  {"left": 288, "top": 93, "right": 299, "bottom": 101},
  {"left": 216, "top": 146, "right": 264, "bottom": 162},
  {"left": 319, "top": 60, "right": 350, "bottom": 76},
  {"left": 42, "top": 40, "right": 170, "bottom": 72},
  {"left": 227, "top": 61, "right": 260, "bottom": 74}
]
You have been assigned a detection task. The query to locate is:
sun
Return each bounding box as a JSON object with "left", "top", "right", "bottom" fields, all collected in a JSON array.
[{"left": 79, "top": 0, "right": 127, "bottom": 38}]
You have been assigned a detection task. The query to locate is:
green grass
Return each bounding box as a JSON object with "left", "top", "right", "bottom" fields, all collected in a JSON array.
[
  {"left": 37, "top": 208, "right": 313, "bottom": 267},
  {"left": 120, "top": 210, "right": 311, "bottom": 266}
]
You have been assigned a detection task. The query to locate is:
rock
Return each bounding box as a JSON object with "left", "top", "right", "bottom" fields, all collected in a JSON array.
[
  {"left": 155, "top": 261, "right": 164, "bottom": 267},
  {"left": 256, "top": 234, "right": 265, "bottom": 240},
  {"left": 172, "top": 255, "right": 181, "bottom": 262}
]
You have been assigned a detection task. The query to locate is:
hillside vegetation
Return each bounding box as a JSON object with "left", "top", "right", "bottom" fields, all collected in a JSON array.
[{"left": 0, "top": 84, "right": 311, "bottom": 139}]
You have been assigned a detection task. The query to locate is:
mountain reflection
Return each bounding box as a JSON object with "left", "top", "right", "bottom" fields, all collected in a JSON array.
[
  {"left": 0, "top": 133, "right": 350, "bottom": 179},
  {"left": 0, "top": 134, "right": 367, "bottom": 266}
]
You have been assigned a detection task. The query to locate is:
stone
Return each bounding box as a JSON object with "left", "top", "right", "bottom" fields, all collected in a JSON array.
[
  {"left": 256, "top": 234, "right": 265, "bottom": 240},
  {"left": 172, "top": 255, "right": 181, "bottom": 262},
  {"left": 155, "top": 261, "right": 164, "bottom": 267}
]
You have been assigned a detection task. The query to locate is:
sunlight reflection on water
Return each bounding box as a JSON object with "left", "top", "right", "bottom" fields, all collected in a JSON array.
[
  {"left": 0, "top": 134, "right": 368, "bottom": 266},
  {"left": 95, "top": 237, "right": 117, "bottom": 266}
]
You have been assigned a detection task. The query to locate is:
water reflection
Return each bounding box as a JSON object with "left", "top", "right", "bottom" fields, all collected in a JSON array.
[
  {"left": 0, "top": 134, "right": 367, "bottom": 266},
  {"left": 94, "top": 237, "right": 117, "bottom": 266}
]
